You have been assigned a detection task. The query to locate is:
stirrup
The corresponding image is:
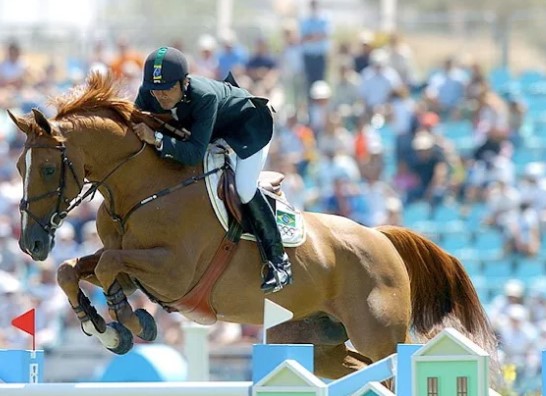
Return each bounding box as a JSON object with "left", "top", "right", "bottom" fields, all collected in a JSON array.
[{"left": 260, "top": 262, "right": 292, "bottom": 294}]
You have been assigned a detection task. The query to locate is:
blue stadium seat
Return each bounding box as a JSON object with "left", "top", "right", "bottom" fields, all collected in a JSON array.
[
  {"left": 518, "top": 69, "right": 546, "bottom": 91},
  {"left": 474, "top": 229, "right": 504, "bottom": 251},
  {"left": 514, "top": 257, "right": 545, "bottom": 281},
  {"left": 469, "top": 275, "right": 491, "bottom": 305},
  {"left": 462, "top": 203, "right": 487, "bottom": 229},
  {"left": 442, "top": 233, "right": 472, "bottom": 254},
  {"left": 488, "top": 67, "right": 513, "bottom": 92},
  {"left": 440, "top": 120, "right": 474, "bottom": 142},
  {"left": 431, "top": 203, "right": 462, "bottom": 222},
  {"left": 461, "top": 258, "right": 482, "bottom": 278},
  {"left": 482, "top": 259, "right": 514, "bottom": 294},
  {"left": 402, "top": 202, "right": 431, "bottom": 226}
]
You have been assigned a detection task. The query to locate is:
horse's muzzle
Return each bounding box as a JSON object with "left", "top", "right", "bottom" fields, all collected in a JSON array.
[{"left": 20, "top": 224, "right": 54, "bottom": 261}]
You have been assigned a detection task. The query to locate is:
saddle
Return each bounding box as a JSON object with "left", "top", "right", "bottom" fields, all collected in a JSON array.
[{"left": 217, "top": 165, "right": 284, "bottom": 227}]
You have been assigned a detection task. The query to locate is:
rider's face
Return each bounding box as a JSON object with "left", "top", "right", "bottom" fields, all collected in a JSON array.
[{"left": 151, "top": 83, "right": 183, "bottom": 110}]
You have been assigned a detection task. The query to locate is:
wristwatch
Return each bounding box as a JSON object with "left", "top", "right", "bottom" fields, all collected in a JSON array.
[{"left": 153, "top": 131, "right": 164, "bottom": 150}]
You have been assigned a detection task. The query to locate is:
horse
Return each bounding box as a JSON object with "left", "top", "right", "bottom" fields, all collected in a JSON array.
[{"left": 9, "top": 73, "right": 497, "bottom": 379}]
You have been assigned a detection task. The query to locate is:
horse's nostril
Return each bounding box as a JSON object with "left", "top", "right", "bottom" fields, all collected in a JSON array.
[{"left": 31, "top": 240, "right": 43, "bottom": 254}]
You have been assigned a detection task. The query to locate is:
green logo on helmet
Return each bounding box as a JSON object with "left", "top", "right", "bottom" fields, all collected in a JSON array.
[{"left": 152, "top": 47, "right": 168, "bottom": 83}]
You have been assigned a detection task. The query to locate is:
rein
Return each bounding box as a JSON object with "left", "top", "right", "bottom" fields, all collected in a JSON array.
[
  {"left": 23, "top": 140, "right": 228, "bottom": 236},
  {"left": 109, "top": 162, "right": 228, "bottom": 231}
]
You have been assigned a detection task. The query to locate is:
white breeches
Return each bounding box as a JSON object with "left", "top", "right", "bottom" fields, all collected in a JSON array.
[{"left": 235, "top": 143, "right": 270, "bottom": 203}]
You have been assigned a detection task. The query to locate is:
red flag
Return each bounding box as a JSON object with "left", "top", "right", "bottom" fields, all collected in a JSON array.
[{"left": 11, "top": 309, "right": 35, "bottom": 336}]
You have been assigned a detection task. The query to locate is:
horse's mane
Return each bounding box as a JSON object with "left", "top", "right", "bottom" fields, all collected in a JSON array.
[{"left": 50, "top": 72, "right": 134, "bottom": 125}]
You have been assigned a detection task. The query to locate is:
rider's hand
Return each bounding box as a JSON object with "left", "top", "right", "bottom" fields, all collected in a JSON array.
[{"left": 132, "top": 122, "right": 155, "bottom": 145}]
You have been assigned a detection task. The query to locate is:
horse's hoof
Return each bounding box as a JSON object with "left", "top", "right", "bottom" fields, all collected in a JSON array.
[
  {"left": 106, "top": 322, "right": 134, "bottom": 355},
  {"left": 135, "top": 308, "right": 157, "bottom": 342}
]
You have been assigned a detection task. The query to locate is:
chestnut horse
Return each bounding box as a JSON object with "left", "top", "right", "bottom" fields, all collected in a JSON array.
[{"left": 9, "top": 73, "right": 496, "bottom": 379}]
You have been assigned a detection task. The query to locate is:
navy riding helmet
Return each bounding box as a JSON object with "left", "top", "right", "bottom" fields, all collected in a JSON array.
[{"left": 142, "top": 47, "right": 189, "bottom": 90}]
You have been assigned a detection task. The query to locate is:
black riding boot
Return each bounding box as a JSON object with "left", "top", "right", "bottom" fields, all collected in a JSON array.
[{"left": 244, "top": 190, "right": 293, "bottom": 293}]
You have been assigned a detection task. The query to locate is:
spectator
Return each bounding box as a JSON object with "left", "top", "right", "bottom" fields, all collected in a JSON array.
[
  {"left": 279, "top": 21, "right": 305, "bottom": 108},
  {"left": 79, "top": 220, "right": 102, "bottom": 255},
  {"left": 330, "top": 59, "right": 361, "bottom": 121},
  {"left": 316, "top": 113, "right": 353, "bottom": 156},
  {"left": 503, "top": 90, "right": 527, "bottom": 147},
  {"left": 358, "top": 49, "right": 403, "bottom": 118},
  {"left": 425, "top": 57, "right": 468, "bottom": 119},
  {"left": 504, "top": 201, "right": 540, "bottom": 256},
  {"left": 406, "top": 131, "right": 448, "bottom": 204},
  {"left": 50, "top": 222, "right": 81, "bottom": 265},
  {"left": 271, "top": 108, "right": 317, "bottom": 176},
  {"left": 393, "top": 160, "right": 419, "bottom": 203},
  {"left": 299, "top": 0, "right": 331, "bottom": 91},
  {"left": 0, "top": 41, "right": 28, "bottom": 88},
  {"left": 308, "top": 80, "right": 332, "bottom": 136},
  {"left": 482, "top": 179, "right": 521, "bottom": 230},
  {"left": 384, "top": 32, "right": 416, "bottom": 88},
  {"left": 489, "top": 279, "right": 526, "bottom": 327},
  {"left": 465, "top": 61, "right": 488, "bottom": 105},
  {"left": 245, "top": 37, "right": 278, "bottom": 94},
  {"left": 310, "top": 147, "right": 361, "bottom": 199},
  {"left": 217, "top": 30, "right": 249, "bottom": 81},
  {"left": 192, "top": 34, "right": 219, "bottom": 80},
  {"left": 30, "top": 259, "right": 66, "bottom": 351},
  {"left": 518, "top": 163, "right": 546, "bottom": 224},
  {"left": 87, "top": 40, "right": 110, "bottom": 76},
  {"left": 323, "top": 176, "right": 369, "bottom": 225},
  {"left": 109, "top": 37, "right": 144, "bottom": 81},
  {"left": 361, "top": 168, "right": 401, "bottom": 227},
  {"left": 276, "top": 159, "right": 307, "bottom": 210},
  {"left": 0, "top": 270, "right": 30, "bottom": 349},
  {"left": 387, "top": 85, "right": 416, "bottom": 138},
  {"left": 473, "top": 88, "right": 509, "bottom": 145},
  {"left": 353, "top": 30, "right": 374, "bottom": 74},
  {"left": 496, "top": 304, "right": 536, "bottom": 377}
]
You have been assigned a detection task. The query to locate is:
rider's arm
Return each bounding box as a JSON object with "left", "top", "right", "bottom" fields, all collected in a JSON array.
[{"left": 158, "top": 94, "right": 218, "bottom": 166}]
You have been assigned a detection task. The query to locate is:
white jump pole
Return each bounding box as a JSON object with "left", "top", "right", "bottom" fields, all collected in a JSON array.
[
  {"left": 0, "top": 382, "right": 251, "bottom": 396},
  {"left": 182, "top": 321, "right": 210, "bottom": 381}
]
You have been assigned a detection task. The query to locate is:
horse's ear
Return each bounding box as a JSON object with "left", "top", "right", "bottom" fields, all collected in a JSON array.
[
  {"left": 6, "top": 109, "right": 33, "bottom": 134},
  {"left": 32, "top": 109, "right": 52, "bottom": 135}
]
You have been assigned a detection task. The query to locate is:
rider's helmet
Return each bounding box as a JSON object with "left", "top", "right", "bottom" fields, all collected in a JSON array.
[{"left": 142, "top": 47, "right": 189, "bottom": 90}]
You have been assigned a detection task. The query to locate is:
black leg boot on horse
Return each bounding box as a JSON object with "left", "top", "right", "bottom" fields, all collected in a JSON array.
[{"left": 244, "top": 190, "right": 293, "bottom": 293}]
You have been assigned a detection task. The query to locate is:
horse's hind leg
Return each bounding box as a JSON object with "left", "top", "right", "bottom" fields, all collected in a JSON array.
[
  {"left": 267, "top": 313, "right": 371, "bottom": 379},
  {"left": 314, "top": 344, "right": 372, "bottom": 378},
  {"left": 336, "top": 281, "right": 412, "bottom": 365}
]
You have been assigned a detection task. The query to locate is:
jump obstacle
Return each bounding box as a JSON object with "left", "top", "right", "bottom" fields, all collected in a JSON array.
[{"left": 0, "top": 327, "right": 519, "bottom": 396}]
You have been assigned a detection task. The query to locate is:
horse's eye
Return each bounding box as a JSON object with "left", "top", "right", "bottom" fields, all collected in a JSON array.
[{"left": 41, "top": 165, "right": 56, "bottom": 178}]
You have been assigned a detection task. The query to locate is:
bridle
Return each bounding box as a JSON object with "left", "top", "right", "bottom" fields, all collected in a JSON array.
[
  {"left": 20, "top": 143, "right": 83, "bottom": 236},
  {"left": 20, "top": 141, "right": 146, "bottom": 237}
]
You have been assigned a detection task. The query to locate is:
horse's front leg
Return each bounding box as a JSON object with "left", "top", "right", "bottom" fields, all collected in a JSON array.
[
  {"left": 94, "top": 248, "right": 169, "bottom": 346},
  {"left": 57, "top": 252, "right": 124, "bottom": 351}
]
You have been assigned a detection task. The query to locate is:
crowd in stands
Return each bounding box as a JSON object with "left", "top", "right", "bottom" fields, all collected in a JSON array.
[{"left": 1, "top": 0, "right": 546, "bottom": 391}]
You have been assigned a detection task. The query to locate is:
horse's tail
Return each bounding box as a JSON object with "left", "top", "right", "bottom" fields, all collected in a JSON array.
[{"left": 377, "top": 225, "right": 498, "bottom": 357}]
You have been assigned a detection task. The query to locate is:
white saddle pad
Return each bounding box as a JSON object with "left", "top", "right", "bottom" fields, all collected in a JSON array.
[{"left": 204, "top": 142, "right": 306, "bottom": 247}]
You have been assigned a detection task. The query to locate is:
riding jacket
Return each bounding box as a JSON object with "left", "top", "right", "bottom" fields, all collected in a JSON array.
[{"left": 134, "top": 74, "right": 274, "bottom": 165}]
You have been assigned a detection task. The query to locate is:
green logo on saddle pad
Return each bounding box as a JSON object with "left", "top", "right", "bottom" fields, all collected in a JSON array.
[{"left": 276, "top": 210, "right": 296, "bottom": 228}]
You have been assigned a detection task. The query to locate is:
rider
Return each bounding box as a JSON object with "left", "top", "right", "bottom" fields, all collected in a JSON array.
[{"left": 132, "top": 46, "right": 292, "bottom": 294}]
